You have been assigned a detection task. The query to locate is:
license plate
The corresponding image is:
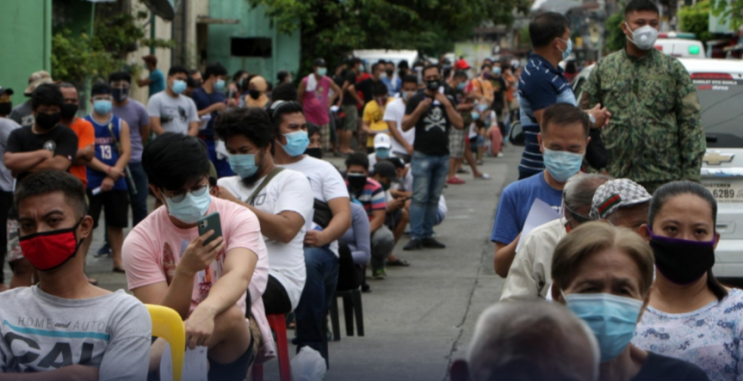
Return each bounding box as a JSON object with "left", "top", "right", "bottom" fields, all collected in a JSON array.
[{"left": 703, "top": 181, "right": 743, "bottom": 202}]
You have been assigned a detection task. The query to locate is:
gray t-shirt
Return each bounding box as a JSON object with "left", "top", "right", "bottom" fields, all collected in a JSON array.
[
  {"left": 113, "top": 99, "right": 150, "bottom": 163},
  {"left": 8, "top": 101, "right": 33, "bottom": 127},
  {"left": 147, "top": 92, "right": 198, "bottom": 136},
  {"left": 0, "top": 117, "right": 20, "bottom": 192},
  {"left": 0, "top": 287, "right": 151, "bottom": 380}
]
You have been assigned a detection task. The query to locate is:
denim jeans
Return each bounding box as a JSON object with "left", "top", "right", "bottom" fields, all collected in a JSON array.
[
  {"left": 127, "top": 162, "right": 149, "bottom": 227},
  {"left": 410, "top": 151, "right": 449, "bottom": 239},
  {"left": 294, "top": 246, "right": 339, "bottom": 365}
]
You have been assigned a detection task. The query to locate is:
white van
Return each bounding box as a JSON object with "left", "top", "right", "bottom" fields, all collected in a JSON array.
[
  {"left": 573, "top": 58, "right": 743, "bottom": 278},
  {"left": 654, "top": 36, "right": 706, "bottom": 58},
  {"left": 352, "top": 50, "right": 419, "bottom": 69}
]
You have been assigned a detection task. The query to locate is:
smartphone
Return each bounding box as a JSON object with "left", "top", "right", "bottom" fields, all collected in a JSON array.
[{"left": 197, "top": 212, "right": 223, "bottom": 247}]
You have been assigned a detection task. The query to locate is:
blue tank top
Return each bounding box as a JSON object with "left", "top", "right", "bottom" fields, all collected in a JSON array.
[{"left": 84, "top": 115, "right": 127, "bottom": 191}]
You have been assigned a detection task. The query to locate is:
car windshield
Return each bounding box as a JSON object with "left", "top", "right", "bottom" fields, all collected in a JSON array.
[{"left": 694, "top": 76, "right": 743, "bottom": 148}]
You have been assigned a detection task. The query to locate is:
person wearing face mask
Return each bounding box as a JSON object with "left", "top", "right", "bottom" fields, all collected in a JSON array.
[
  {"left": 192, "top": 62, "right": 232, "bottom": 178},
  {"left": 357, "top": 62, "right": 385, "bottom": 106},
  {"left": 344, "top": 153, "right": 395, "bottom": 280},
  {"left": 190, "top": 69, "right": 204, "bottom": 88},
  {"left": 367, "top": 134, "right": 396, "bottom": 172},
  {"left": 0, "top": 170, "right": 152, "bottom": 379},
  {"left": 468, "top": 64, "right": 494, "bottom": 107},
  {"left": 214, "top": 107, "right": 313, "bottom": 319},
  {"left": 383, "top": 75, "right": 418, "bottom": 162},
  {"left": 80, "top": 83, "right": 131, "bottom": 274},
  {"left": 632, "top": 182, "right": 742, "bottom": 381},
  {"left": 361, "top": 83, "right": 390, "bottom": 153},
  {"left": 382, "top": 61, "right": 400, "bottom": 96},
  {"left": 138, "top": 54, "right": 166, "bottom": 97},
  {"left": 110, "top": 71, "right": 151, "bottom": 228},
  {"left": 147, "top": 65, "right": 200, "bottom": 137},
  {"left": 271, "top": 101, "right": 351, "bottom": 365},
  {"left": 244, "top": 76, "right": 270, "bottom": 109},
  {"left": 401, "top": 64, "right": 464, "bottom": 250},
  {"left": 304, "top": 123, "right": 323, "bottom": 159},
  {"left": 491, "top": 104, "right": 588, "bottom": 278},
  {"left": 123, "top": 133, "right": 269, "bottom": 379},
  {"left": 0, "top": 86, "right": 19, "bottom": 292},
  {"left": 339, "top": 58, "right": 365, "bottom": 155},
  {"left": 551, "top": 222, "right": 710, "bottom": 381},
  {"left": 581, "top": 0, "right": 704, "bottom": 195},
  {"left": 4, "top": 84, "right": 79, "bottom": 288},
  {"left": 518, "top": 12, "right": 609, "bottom": 180},
  {"left": 57, "top": 83, "right": 95, "bottom": 190},
  {"left": 372, "top": 160, "right": 410, "bottom": 268},
  {"left": 298, "top": 58, "right": 343, "bottom": 153},
  {"left": 10, "top": 71, "right": 54, "bottom": 127}
]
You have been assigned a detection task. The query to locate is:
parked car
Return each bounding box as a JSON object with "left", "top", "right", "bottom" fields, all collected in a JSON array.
[{"left": 655, "top": 32, "right": 706, "bottom": 58}]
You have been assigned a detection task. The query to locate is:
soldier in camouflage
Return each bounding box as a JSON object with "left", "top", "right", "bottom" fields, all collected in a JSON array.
[{"left": 581, "top": 0, "right": 705, "bottom": 194}]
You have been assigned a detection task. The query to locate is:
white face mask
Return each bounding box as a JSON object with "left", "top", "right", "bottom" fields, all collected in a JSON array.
[{"left": 625, "top": 23, "right": 659, "bottom": 50}]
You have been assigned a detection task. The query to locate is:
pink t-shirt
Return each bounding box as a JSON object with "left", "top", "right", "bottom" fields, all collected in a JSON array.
[
  {"left": 301, "top": 75, "right": 332, "bottom": 125},
  {"left": 122, "top": 197, "right": 276, "bottom": 360}
]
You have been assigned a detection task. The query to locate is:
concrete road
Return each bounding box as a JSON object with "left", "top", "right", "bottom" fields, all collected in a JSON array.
[{"left": 3, "top": 144, "right": 522, "bottom": 381}]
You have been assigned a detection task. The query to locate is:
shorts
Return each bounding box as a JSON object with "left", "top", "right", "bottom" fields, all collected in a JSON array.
[
  {"left": 470, "top": 135, "right": 485, "bottom": 152},
  {"left": 341, "top": 105, "right": 358, "bottom": 131},
  {"left": 87, "top": 189, "right": 130, "bottom": 229},
  {"left": 207, "top": 333, "right": 255, "bottom": 381},
  {"left": 448, "top": 127, "right": 466, "bottom": 159},
  {"left": 385, "top": 209, "right": 403, "bottom": 230}
]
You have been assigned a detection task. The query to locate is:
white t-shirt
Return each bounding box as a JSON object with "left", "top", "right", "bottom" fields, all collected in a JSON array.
[
  {"left": 147, "top": 92, "right": 199, "bottom": 135},
  {"left": 277, "top": 156, "right": 350, "bottom": 257},
  {"left": 218, "top": 169, "right": 313, "bottom": 310},
  {"left": 382, "top": 97, "right": 415, "bottom": 154}
]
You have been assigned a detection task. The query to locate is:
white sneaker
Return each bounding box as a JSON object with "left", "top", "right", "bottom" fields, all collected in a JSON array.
[{"left": 497, "top": 152, "right": 504, "bottom": 158}]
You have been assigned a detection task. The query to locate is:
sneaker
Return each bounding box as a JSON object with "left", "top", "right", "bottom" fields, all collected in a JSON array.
[
  {"left": 446, "top": 177, "right": 466, "bottom": 185},
  {"left": 422, "top": 238, "right": 446, "bottom": 249},
  {"left": 95, "top": 242, "right": 112, "bottom": 257},
  {"left": 372, "top": 268, "right": 387, "bottom": 280},
  {"left": 403, "top": 238, "right": 423, "bottom": 251}
]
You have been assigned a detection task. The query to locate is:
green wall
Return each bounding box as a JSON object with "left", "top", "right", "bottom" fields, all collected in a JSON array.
[
  {"left": 0, "top": 0, "right": 52, "bottom": 101},
  {"left": 207, "top": 1, "right": 299, "bottom": 85}
]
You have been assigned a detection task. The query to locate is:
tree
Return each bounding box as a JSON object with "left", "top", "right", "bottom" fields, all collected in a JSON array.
[
  {"left": 712, "top": 0, "right": 743, "bottom": 31},
  {"left": 679, "top": 0, "right": 714, "bottom": 43},
  {"left": 245, "top": 0, "right": 529, "bottom": 75},
  {"left": 604, "top": 11, "right": 626, "bottom": 54}
]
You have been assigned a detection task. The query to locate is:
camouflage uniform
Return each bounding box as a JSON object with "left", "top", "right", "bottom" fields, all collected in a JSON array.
[{"left": 582, "top": 48, "right": 705, "bottom": 187}]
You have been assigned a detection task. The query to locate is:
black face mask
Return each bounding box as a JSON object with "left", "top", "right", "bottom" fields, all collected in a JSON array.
[
  {"left": 249, "top": 89, "right": 261, "bottom": 99},
  {"left": 305, "top": 147, "right": 323, "bottom": 159},
  {"left": 0, "top": 102, "right": 11, "bottom": 116},
  {"left": 112, "top": 88, "right": 129, "bottom": 103},
  {"left": 426, "top": 79, "right": 441, "bottom": 91},
  {"left": 60, "top": 104, "right": 78, "bottom": 119},
  {"left": 648, "top": 228, "right": 716, "bottom": 285},
  {"left": 347, "top": 173, "right": 367, "bottom": 190},
  {"left": 36, "top": 112, "right": 61, "bottom": 130},
  {"left": 386, "top": 70, "right": 394, "bottom": 77}
]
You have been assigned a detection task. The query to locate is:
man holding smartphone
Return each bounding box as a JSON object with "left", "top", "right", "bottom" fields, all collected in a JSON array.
[{"left": 122, "top": 133, "right": 270, "bottom": 380}]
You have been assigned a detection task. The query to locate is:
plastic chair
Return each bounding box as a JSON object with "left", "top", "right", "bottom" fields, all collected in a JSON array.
[
  {"left": 251, "top": 314, "right": 291, "bottom": 381},
  {"left": 329, "top": 289, "right": 364, "bottom": 341},
  {"left": 146, "top": 304, "right": 185, "bottom": 381}
]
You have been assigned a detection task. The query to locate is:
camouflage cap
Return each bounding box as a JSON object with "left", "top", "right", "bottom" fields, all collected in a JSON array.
[{"left": 590, "top": 179, "right": 652, "bottom": 220}]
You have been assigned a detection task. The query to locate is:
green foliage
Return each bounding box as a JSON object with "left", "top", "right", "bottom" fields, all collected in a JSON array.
[
  {"left": 51, "top": 29, "right": 112, "bottom": 84},
  {"left": 518, "top": 26, "right": 530, "bottom": 49},
  {"left": 711, "top": 0, "right": 743, "bottom": 30},
  {"left": 679, "top": 0, "right": 713, "bottom": 43},
  {"left": 246, "top": 0, "right": 529, "bottom": 75},
  {"left": 604, "top": 11, "right": 626, "bottom": 54}
]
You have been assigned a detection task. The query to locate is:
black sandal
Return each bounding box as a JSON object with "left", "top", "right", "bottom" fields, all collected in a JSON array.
[
  {"left": 388, "top": 258, "right": 410, "bottom": 267},
  {"left": 112, "top": 265, "right": 126, "bottom": 274}
]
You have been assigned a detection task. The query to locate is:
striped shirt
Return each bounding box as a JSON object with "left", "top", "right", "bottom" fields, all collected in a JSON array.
[
  {"left": 517, "top": 53, "right": 577, "bottom": 178},
  {"left": 346, "top": 178, "right": 387, "bottom": 220}
]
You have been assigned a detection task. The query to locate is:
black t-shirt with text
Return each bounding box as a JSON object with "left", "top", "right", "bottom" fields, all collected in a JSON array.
[
  {"left": 6, "top": 125, "right": 78, "bottom": 182},
  {"left": 631, "top": 352, "right": 710, "bottom": 381},
  {"left": 405, "top": 92, "right": 456, "bottom": 156},
  {"left": 342, "top": 71, "right": 358, "bottom": 106}
]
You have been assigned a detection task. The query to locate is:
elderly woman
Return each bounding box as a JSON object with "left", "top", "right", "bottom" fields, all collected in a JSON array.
[
  {"left": 244, "top": 76, "right": 269, "bottom": 108},
  {"left": 633, "top": 181, "right": 743, "bottom": 381},
  {"left": 551, "top": 222, "right": 709, "bottom": 381}
]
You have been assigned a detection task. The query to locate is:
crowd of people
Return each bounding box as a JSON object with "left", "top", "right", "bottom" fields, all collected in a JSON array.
[{"left": 0, "top": 0, "right": 735, "bottom": 379}]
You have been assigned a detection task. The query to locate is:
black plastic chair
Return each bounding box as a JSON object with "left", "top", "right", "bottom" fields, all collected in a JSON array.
[{"left": 329, "top": 243, "right": 364, "bottom": 341}]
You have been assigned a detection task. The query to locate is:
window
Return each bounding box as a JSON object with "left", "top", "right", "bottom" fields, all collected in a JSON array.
[{"left": 230, "top": 37, "right": 272, "bottom": 58}]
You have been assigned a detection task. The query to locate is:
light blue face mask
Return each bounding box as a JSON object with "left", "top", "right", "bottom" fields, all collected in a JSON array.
[
  {"left": 477, "top": 104, "right": 488, "bottom": 113},
  {"left": 493, "top": 67, "right": 502, "bottom": 75},
  {"left": 471, "top": 112, "right": 480, "bottom": 121},
  {"left": 457, "top": 82, "right": 465, "bottom": 90},
  {"left": 162, "top": 186, "right": 212, "bottom": 224},
  {"left": 93, "top": 99, "right": 112, "bottom": 115},
  {"left": 560, "top": 38, "right": 573, "bottom": 61},
  {"left": 279, "top": 131, "right": 310, "bottom": 157},
  {"left": 543, "top": 147, "right": 583, "bottom": 182},
  {"left": 228, "top": 153, "right": 259, "bottom": 179},
  {"left": 215, "top": 79, "right": 226, "bottom": 92},
  {"left": 172, "top": 80, "right": 187, "bottom": 94},
  {"left": 317, "top": 67, "right": 328, "bottom": 76},
  {"left": 563, "top": 292, "right": 643, "bottom": 363},
  {"left": 375, "top": 148, "right": 390, "bottom": 159}
]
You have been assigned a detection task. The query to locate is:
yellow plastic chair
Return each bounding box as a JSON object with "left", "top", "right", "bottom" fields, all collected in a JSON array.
[{"left": 146, "top": 304, "right": 185, "bottom": 381}]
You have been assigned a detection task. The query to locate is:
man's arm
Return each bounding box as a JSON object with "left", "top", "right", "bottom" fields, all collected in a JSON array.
[
  {"left": 674, "top": 62, "right": 705, "bottom": 182},
  {"left": 113, "top": 121, "right": 132, "bottom": 172},
  {"left": 402, "top": 98, "right": 430, "bottom": 131},
  {"left": 197, "top": 102, "right": 226, "bottom": 118},
  {"left": 28, "top": 156, "right": 73, "bottom": 172},
  {"left": 150, "top": 117, "right": 166, "bottom": 136},
  {"left": 439, "top": 94, "right": 464, "bottom": 129},
  {"left": 137, "top": 77, "right": 152, "bottom": 87},
  {"left": 73, "top": 144, "right": 94, "bottom": 165},
  {"left": 494, "top": 234, "right": 521, "bottom": 278},
  {"left": 387, "top": 120, "right": 412, "bottom": 153},
  {"left": 369, "top": 209, "right": 385, "bottom": 233},
  {"left": 217, "top": 188, "right": 305, "bottom": 244},
  {"left": 297, "top": 80, "right": 307, "bottom": 105},
  {"left": 188, "top": 121, "right": 199, "bottom": 136},
  {"left": 500, "top": 236, "right": 541, "bottom": 302},
  {"left": 329, "top": 80, "right": 343, "bottom": 105},
  {"left": 3, "top": 150, "right": 52, "bottom": 173},
  {"left": 305, "top": 197, "right": 352, "bottom": 247}
]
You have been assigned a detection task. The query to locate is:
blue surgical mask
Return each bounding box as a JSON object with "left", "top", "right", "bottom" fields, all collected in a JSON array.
[
  {"left": 493, "top": 67, "right": 502, "bottom": 75},
  {"left": 477, "top": 104, "right": 488, "bottom": 112},
  {"left": 560, "top": 38, "right": 573, "bottom": 61},
  {"left": 215, "top": 79, "right": 226, "bottom": 92},
  {"left": 563, "top": 292, "right": 642, "bottom": 363},
  {"left": 228, "top": 154, "right": 259, "bottom": 179},
  {"left": 457, "top": 82, "right": 465, "bottom": 90},
  {"left": 172, "top": 80, "right": 187, "bottom": 94},
  {"left": 471, "top": 112, "right": 480, "bottom": 121},
  {"left": 376, "top": 148, "right": 390, "bottom": 159},
  {"left": 162, "top": 187, "right": 212, "bottom": 224},
  {"left": 543, "top": 147, "right": 583, "bottom": 182},
  {"left": 317, "top": 68, "right": 327, "bottom": 76},
  {"left": 93, "top": 99, "right": 112, "bottom": 115},
  {"left": 279, "top": 131, "right": 310, "bottom": 157},
  {"left": 359, "top": 64, "right": 365, "bottom": 72},
  {"left": 402, "top": 91, "right": 411, "bottom": 102}
]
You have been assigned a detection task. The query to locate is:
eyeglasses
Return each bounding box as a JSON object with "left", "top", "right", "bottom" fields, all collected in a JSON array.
[{"left": 162, "top": 184, "right": 209, "bottom": 203}]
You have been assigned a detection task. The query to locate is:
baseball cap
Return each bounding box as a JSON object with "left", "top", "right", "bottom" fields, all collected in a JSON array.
[
  {"left": 0, "top": 87, "right": 14, "bottom": 97},
  {"left": 374, "top": 134, "right": 392, "bottom": 150},
  {"left": 454, "top": 59, "right": 470, "bottom": 70},
  {"left": 373, "top": 161, "right": 401, "bottom": 183},
  {"left": 24, "top": 71, "right": 53, "bottom": 96},
  {"left": 313, "top": 58, "right": 327, "bottom": 67},
  {"left": 590, "top": 179, "right": 652, "bottom": 220}
]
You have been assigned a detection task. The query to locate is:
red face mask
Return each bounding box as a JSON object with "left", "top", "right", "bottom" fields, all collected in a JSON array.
[{"left": 19, "top": 220, "right": 82, "bottom": 271}]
